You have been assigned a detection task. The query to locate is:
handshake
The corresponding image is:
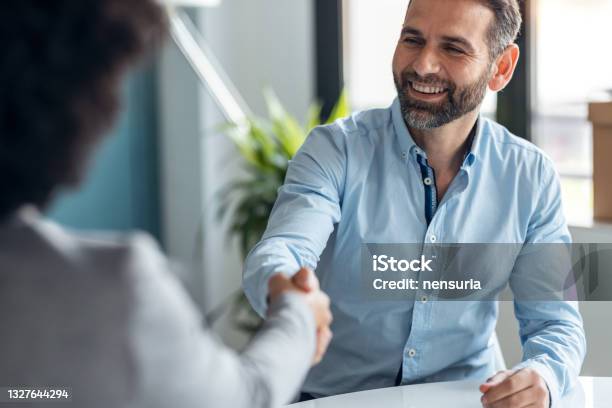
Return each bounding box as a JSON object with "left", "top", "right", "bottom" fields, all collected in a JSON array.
[{"left": 268, "top": 268, "right": 333, "bottom": 365}]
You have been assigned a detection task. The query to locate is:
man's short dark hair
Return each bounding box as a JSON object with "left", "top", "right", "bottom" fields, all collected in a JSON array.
[
  {"left": 479, "top": 0, "right": 523, "bottom": 58},
  {"left": 0, "top": 0, "right": 167, "bottom": 219}
]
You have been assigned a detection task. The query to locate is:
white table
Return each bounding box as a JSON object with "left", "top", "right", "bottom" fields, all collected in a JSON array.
[{"left": 289, "top": 377, "right": 611, "bottom": 407}]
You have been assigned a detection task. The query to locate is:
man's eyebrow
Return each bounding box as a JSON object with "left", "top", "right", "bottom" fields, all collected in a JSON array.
[
  {"left": 401, "top": 25, "right": 477, "bottom": 54},
  {"left": 440, "top": 35, "right": 476, "bottom": 53},
  {"left": 400, "top": 26, "right": 423, "bottom": 37}
]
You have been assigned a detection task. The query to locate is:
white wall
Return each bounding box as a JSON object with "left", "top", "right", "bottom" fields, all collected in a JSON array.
[
  {"left": 201, "top": 0, "right": 315, "bottom": 119},
  {"left": 158, "top": 39, "right": 209, "bottom": 309}
]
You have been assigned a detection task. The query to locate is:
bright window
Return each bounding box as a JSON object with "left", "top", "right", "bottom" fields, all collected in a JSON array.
[{"left": 533, "top": 0, "right": 612, "bottom": 225}]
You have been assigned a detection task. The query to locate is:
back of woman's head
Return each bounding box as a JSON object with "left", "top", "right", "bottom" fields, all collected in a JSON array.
[{"left": 0, "top": 0, "right": 167, "bottom": 219}]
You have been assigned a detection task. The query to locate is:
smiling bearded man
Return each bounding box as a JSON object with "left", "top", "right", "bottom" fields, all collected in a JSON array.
[
  {"left": 243, "top": 0, "right": 586, "bottom": 407},
  {"left": 394, "top": 57, "right": 491, "bottom": 130}
]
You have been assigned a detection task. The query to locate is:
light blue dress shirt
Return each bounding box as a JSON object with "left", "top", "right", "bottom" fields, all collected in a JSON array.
[{"left": 243, "top": 98, "right": 586, "bottom": 405}]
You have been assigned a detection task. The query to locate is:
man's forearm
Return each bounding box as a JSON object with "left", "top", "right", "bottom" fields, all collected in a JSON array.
[
  {"left": 243, "top": 237, "right": 314, "bottom": 316},
  {"left": 513, "top": 301, "right": 586, "bottom": 405}
]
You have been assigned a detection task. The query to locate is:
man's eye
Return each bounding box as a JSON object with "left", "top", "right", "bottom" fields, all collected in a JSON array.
[
  {"left": 445, "top": 46, "right": 464, "bottom": 54},
  {"left": 403, "top": 38, "right": 422, "bottom": 45}
]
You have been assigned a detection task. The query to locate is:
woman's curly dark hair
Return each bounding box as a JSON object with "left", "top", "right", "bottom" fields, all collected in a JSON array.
[{"left": 0, "top": 0, "right": 167, "bottom": 219}]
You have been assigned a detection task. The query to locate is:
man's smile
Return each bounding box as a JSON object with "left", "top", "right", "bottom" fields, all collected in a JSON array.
[{"left": 407, "top": 80, "right": 449, "bottom": 102}]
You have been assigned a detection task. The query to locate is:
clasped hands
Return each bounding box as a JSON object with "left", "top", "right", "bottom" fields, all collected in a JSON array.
[{"left": 268, "top": 267, "right": 333, "bottom": 365}]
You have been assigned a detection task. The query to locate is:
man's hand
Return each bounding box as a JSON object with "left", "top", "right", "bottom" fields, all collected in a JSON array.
[
  {"left": 479, "top": 368, "right": 550, "bottom": 408},
  {"left": 268, "top": 268, "right": 333, "bottom": 365}
]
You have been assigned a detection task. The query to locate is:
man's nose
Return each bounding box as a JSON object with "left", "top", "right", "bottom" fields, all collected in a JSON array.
[{"left": 412, "top": 46, "right": 441, "bottom": 78}]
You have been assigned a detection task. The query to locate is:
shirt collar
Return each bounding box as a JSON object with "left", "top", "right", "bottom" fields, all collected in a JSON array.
[{"left": 391, "top": 97, "right": 483, "bottom": 168}]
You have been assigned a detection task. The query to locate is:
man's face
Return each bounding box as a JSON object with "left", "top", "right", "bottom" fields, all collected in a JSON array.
[{"left": 393, "top": 0, "right": 496, "bottom": 129}]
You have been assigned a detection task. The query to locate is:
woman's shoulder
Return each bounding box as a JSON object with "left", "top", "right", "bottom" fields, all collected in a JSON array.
[
  {"left": 0, "top": 206, "right": 199, "bottom": 336},
  {"left": 0, "top": 207, "right": 174, "bottom": 290}
]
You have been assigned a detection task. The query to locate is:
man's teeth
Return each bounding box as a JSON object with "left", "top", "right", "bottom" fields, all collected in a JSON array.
[{"left": 412, "top": 82, "right": 445, "bottom": 94}]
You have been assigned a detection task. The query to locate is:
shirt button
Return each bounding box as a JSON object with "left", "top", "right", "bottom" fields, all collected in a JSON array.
[
  {"left": 401, "top": 151, "right": 407, "bottom": 159},
  {"left": 420, "top": 295, "right": 428, "bottom": 303},
  {"left": 423, "top": 177, "right": 433, "bottom": 186},
  {"left": 430, "top": 235, "right": 437, "bottom": 243},
  {"left": 407, "top": 348, "right": 417, "bottom": 358}
]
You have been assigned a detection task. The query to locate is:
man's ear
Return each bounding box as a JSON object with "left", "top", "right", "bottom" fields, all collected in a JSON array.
[{"left": 488, "top": 44, "right": 520, "bottom": 92}]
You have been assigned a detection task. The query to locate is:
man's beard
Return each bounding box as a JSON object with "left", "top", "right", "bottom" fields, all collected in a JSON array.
[{"left": 394, "top": 67, "right": 491, "bottom": 129}]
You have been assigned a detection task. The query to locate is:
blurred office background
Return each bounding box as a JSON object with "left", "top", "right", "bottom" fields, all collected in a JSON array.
[{"left": 47, "top": 0, "right": 612, "bottom": 375}]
